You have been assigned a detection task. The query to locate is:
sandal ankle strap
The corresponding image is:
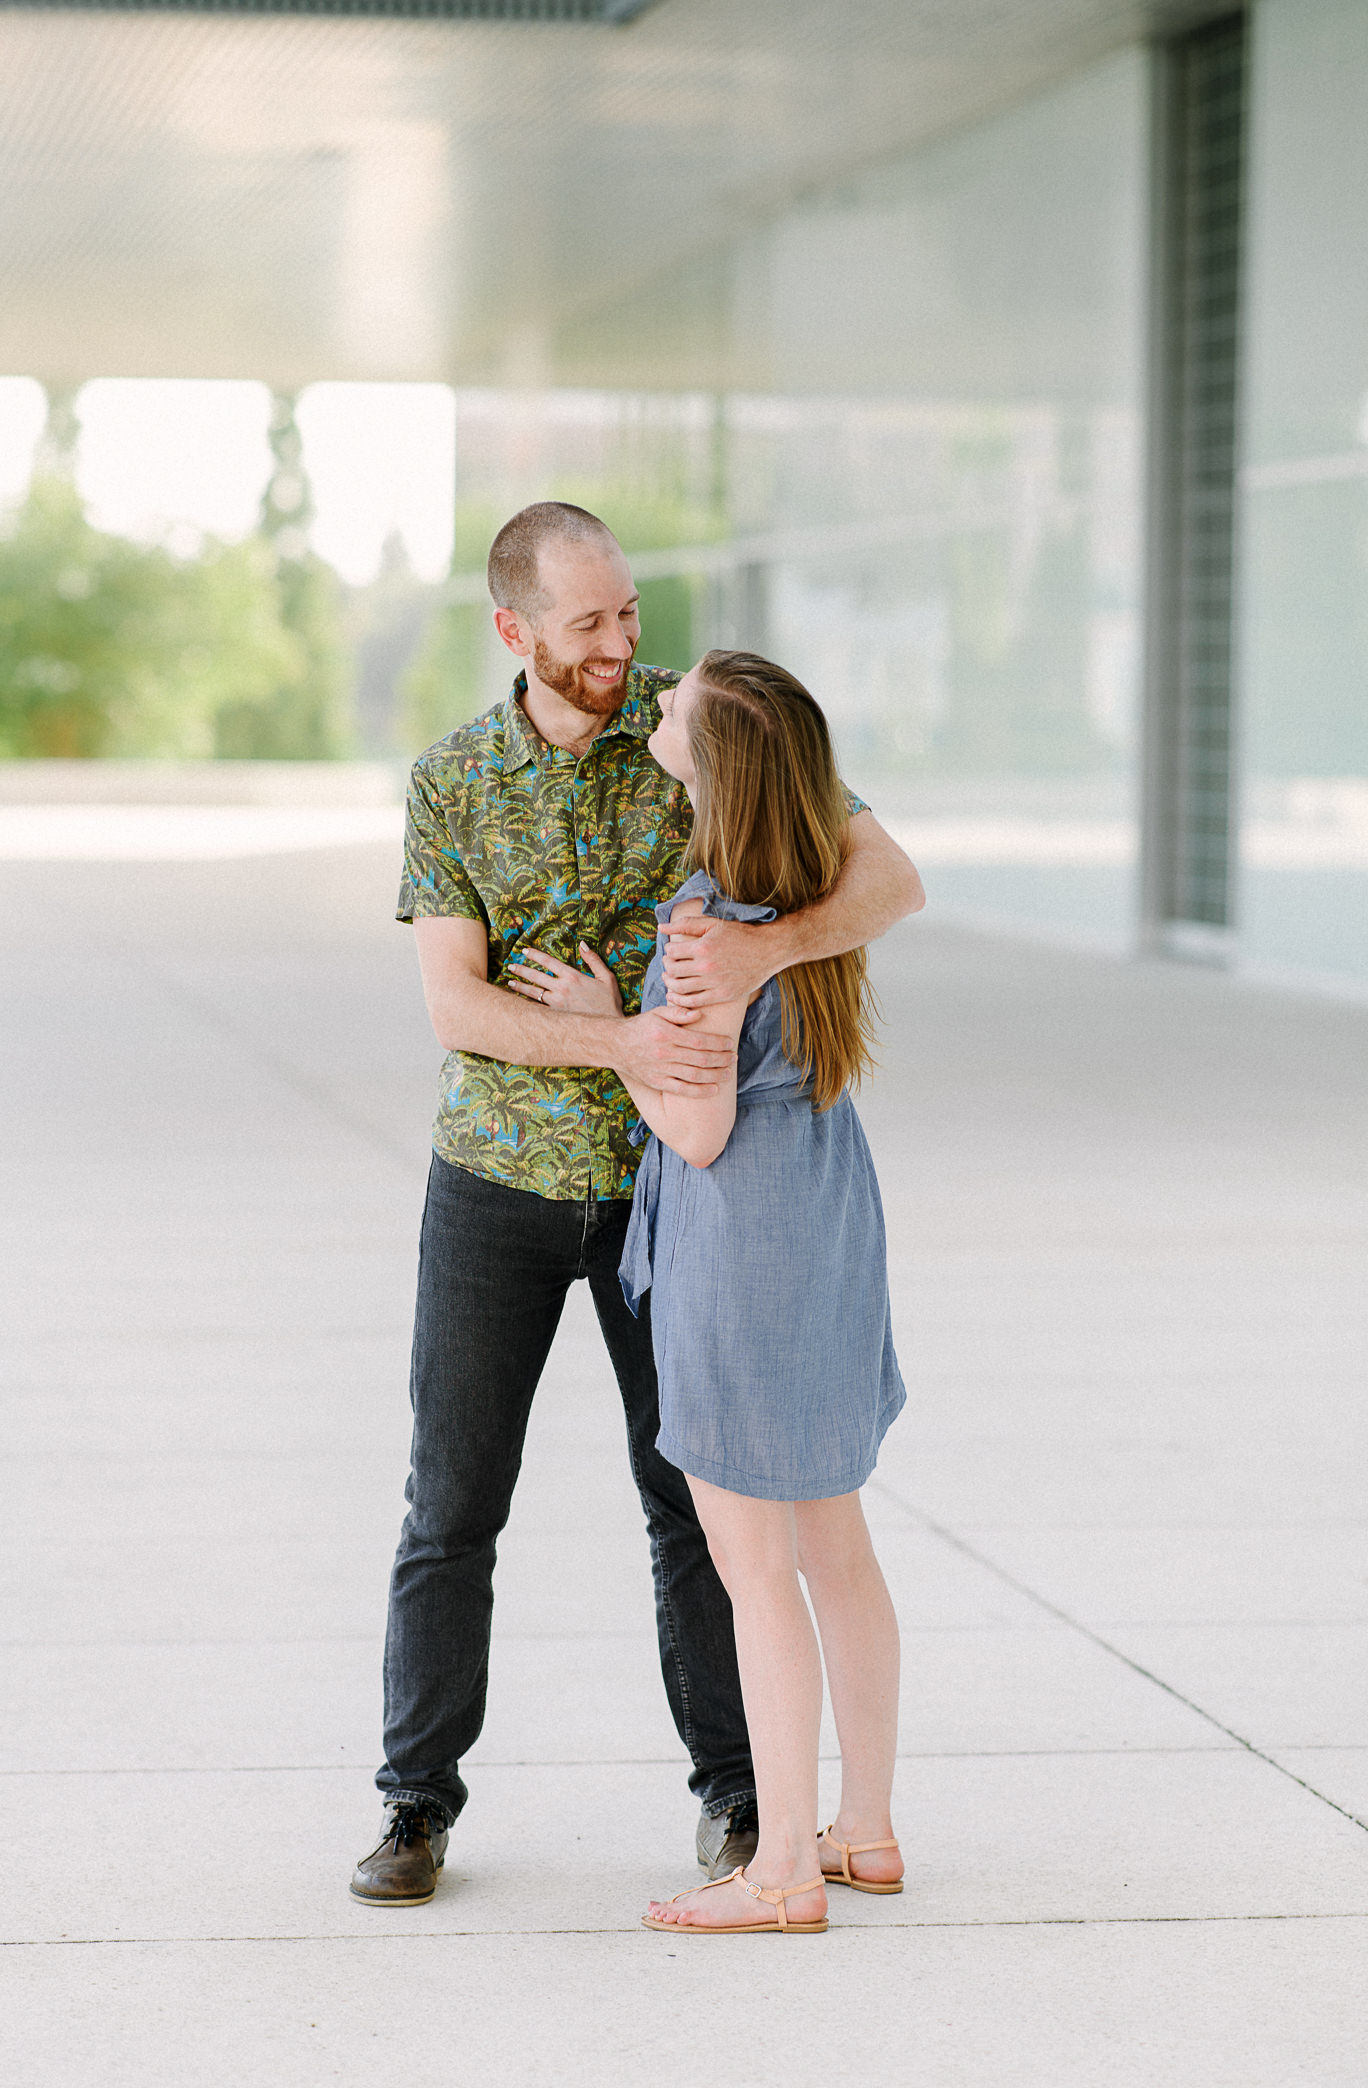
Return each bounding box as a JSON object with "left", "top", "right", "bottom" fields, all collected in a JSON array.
[
  {"left": 820, "top": 1826, "right": 901, "bottom": 1885},
  {"left": 739, "top": 1869, "right": 824, "bottom": 1932},
  {"left": 739, "top": 1874, "right": 824, "bottom": 1903}
]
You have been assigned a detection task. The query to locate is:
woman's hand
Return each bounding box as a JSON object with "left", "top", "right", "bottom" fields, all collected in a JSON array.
[{"left": 506, "top": 942, "right": 624, "bottom": 1018}]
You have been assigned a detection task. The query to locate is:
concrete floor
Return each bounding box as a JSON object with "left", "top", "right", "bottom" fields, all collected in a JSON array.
[{"left": 2, "top": 835, "right": 1366, "bottom": 2087}]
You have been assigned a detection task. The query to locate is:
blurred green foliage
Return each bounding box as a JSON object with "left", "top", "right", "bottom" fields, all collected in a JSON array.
[
  {"left": 401, "top": 597, "right": 489, "bottom": 755},
  {"left": 0, "top": 475, "right": 328, "bottom": 758},
  {"left": 0, "top": 394, "right": 353, "bottom": 760},
  {"left": 212, "top": 550, "right": 351, "bottom": 759},
  {"left": 219, "top": 393, "right": 352, "bottom": 758},
  {"left": 398, "top": 498, "right": 504, "bottom": 753},
  {"left": 0, "top": 431, "right": 717, "bottom": 762}
]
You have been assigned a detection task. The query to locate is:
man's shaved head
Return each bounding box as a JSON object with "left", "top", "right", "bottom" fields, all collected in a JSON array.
[{"left": 487, "top": 502, "right": 619, "bottom": 622}]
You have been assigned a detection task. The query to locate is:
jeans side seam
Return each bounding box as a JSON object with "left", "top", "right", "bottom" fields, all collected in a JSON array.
[
  {"left": 654, "top": 1554, "right": 701, "bottom": 1770},
  {"left": 621, "top": 1426, "right": 701, "bottom": 1769}
]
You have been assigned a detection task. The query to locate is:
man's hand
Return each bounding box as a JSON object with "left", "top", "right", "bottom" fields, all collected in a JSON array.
[
  {"left": 662, "top": 812, "right": 924, "bottom": 1010},
  {"left": 610, "top": 1005, "right": 737, "bottom": 1096},
  {"left": 662, "top": 917, "right": 782, "bottom": 1011}
]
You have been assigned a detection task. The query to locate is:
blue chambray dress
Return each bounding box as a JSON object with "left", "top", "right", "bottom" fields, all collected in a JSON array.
[{"left": 619, "top": 869, "right": 906, "bottom": 1501}]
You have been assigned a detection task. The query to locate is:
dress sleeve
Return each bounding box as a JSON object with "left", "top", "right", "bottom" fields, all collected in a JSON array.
[
  {"left": 395, "top": 762, "right": 488, "bottom": 926},
  {"left": 655, "top": 874, "right": 780, "bottom": 930},
  {"left": 841, "top": 783, "right": 869, "bottom": 819},
  {"left": 702, "top": 891, "right": 778, "bottom": 925}
]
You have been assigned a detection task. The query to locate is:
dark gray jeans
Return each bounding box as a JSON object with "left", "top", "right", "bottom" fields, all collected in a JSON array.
[{"left": 377, "top": 1153, "right": 755, "bottom": 1827}]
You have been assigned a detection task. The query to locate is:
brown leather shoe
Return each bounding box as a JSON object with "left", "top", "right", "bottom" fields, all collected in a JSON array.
[
  {"left": 696, "top": 1802, "right": 760, "bottom": 1881},
  {"left": 350, "top": 1802, "right": 449, "bottom": 1904}
]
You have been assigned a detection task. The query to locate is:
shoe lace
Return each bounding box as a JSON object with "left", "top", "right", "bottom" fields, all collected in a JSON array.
[{"left": 386, "top": 1803, "right": 432, "bottom": 1849}]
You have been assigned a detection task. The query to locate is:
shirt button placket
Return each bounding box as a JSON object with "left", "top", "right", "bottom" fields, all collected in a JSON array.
[
  {"left": 570, "top": 757, "right": 597, "bottom": 1198},
  {"left": 579, "top": 755, "right": 612, "bottom": 1202}
]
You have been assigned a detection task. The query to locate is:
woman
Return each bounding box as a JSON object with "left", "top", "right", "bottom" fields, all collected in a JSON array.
[{"left": 511, "top": 650, "right": 907, "bottom": 1935}]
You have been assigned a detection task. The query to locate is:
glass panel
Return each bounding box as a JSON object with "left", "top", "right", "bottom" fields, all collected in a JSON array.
[
  {"left": 1236, "top": 0, "right": 1368, "bottom": 984},
  {"left": 431, "top": 53, "right": 1150, "bottom": 954},
  {"left": 708, "top": 55, "right": 1149, "bottom": 952}
]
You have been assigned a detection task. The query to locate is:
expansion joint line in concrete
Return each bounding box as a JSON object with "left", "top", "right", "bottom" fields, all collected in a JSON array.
[
  {"left": 7, "top": 1910, "right": 1368, "bottom": 1950},
  {"left": 868, "top": 1479, "right": 1368, "bottom": 1841}
]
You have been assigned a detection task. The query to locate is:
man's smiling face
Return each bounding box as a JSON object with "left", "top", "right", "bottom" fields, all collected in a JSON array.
[{"left": 524, "top": 539, "right": 641, "bottom": 717}]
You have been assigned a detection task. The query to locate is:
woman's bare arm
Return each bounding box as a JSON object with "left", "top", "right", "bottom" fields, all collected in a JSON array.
[{"left": 617, "top": 900, "right": 751, "bottom": 1168}]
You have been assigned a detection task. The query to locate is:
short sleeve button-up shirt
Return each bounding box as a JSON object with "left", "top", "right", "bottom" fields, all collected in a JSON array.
[{"left": 397, "top": 662, "right": 692, "bottom": 1201}]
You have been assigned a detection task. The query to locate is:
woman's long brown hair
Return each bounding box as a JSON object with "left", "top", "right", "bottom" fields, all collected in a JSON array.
[{"left": 686, "top": 649, "right": 878, "bottom": 1112}]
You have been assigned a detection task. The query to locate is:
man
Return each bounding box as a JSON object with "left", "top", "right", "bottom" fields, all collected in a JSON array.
[{"left": 352, "top": 501, "right": 923, "bottom": 1904}]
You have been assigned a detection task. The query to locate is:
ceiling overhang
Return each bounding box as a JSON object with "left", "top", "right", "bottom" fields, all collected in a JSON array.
[
  {"left": 8, "top": 1, "right": 661, "bottom": 17},
  {"left": 0, "top": 0, "right": 1238, "bottom": 389}
]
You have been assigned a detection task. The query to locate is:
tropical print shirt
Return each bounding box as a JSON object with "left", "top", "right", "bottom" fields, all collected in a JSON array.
[{"left": 397, "top": 662, "right": 693, "bottom": 1200}]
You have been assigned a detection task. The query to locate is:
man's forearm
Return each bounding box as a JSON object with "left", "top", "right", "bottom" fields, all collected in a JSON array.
[
  {"left": 768, "top": 819, "right": 925, "bottom": 972},
  {"left": 429, "top": 974, "right": 620, "bottom": 1071}
]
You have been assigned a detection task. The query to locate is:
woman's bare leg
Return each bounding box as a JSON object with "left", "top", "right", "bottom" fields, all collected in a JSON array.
[
  {"left": 644, "top": 1477, "right": 827, "bottom": 1929},
  {"left": 796, "top": 1491, "right": 904, "bottom": 1887}
]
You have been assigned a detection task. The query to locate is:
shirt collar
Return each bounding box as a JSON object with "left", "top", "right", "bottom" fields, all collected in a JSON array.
[
  {"left": 501, "top": 678, "right": 542, "bottom": 772},
  {"left": 502, "top": 667, "right": 656, "bottom": 771}
]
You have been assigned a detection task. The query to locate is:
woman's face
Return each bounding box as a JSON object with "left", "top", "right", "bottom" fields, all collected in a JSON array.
[{"left": 647, "top": 667, "right": 700, "bottom": 792}]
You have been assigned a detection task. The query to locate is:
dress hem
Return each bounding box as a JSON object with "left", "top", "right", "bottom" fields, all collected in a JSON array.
[{"left": 656, "top": 1392, "right": 905, "bottom": 1503}]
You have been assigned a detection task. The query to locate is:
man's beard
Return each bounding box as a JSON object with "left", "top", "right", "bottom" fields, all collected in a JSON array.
[{"left": 532, "top": 634, "right": 634, "bottom": 718}]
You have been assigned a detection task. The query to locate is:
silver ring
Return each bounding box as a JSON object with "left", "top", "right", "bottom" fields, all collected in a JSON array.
[{"left": 540, "top": 986, "right": 547, "bottom": 1002}]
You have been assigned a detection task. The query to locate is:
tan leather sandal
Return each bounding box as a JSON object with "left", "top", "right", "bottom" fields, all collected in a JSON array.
[
  {"left": 819, "top": 1825, "right": 904, "bottom": 1895},
  {"left": 641, "top": 1864, "right": 829, "bottom": 1934}
]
